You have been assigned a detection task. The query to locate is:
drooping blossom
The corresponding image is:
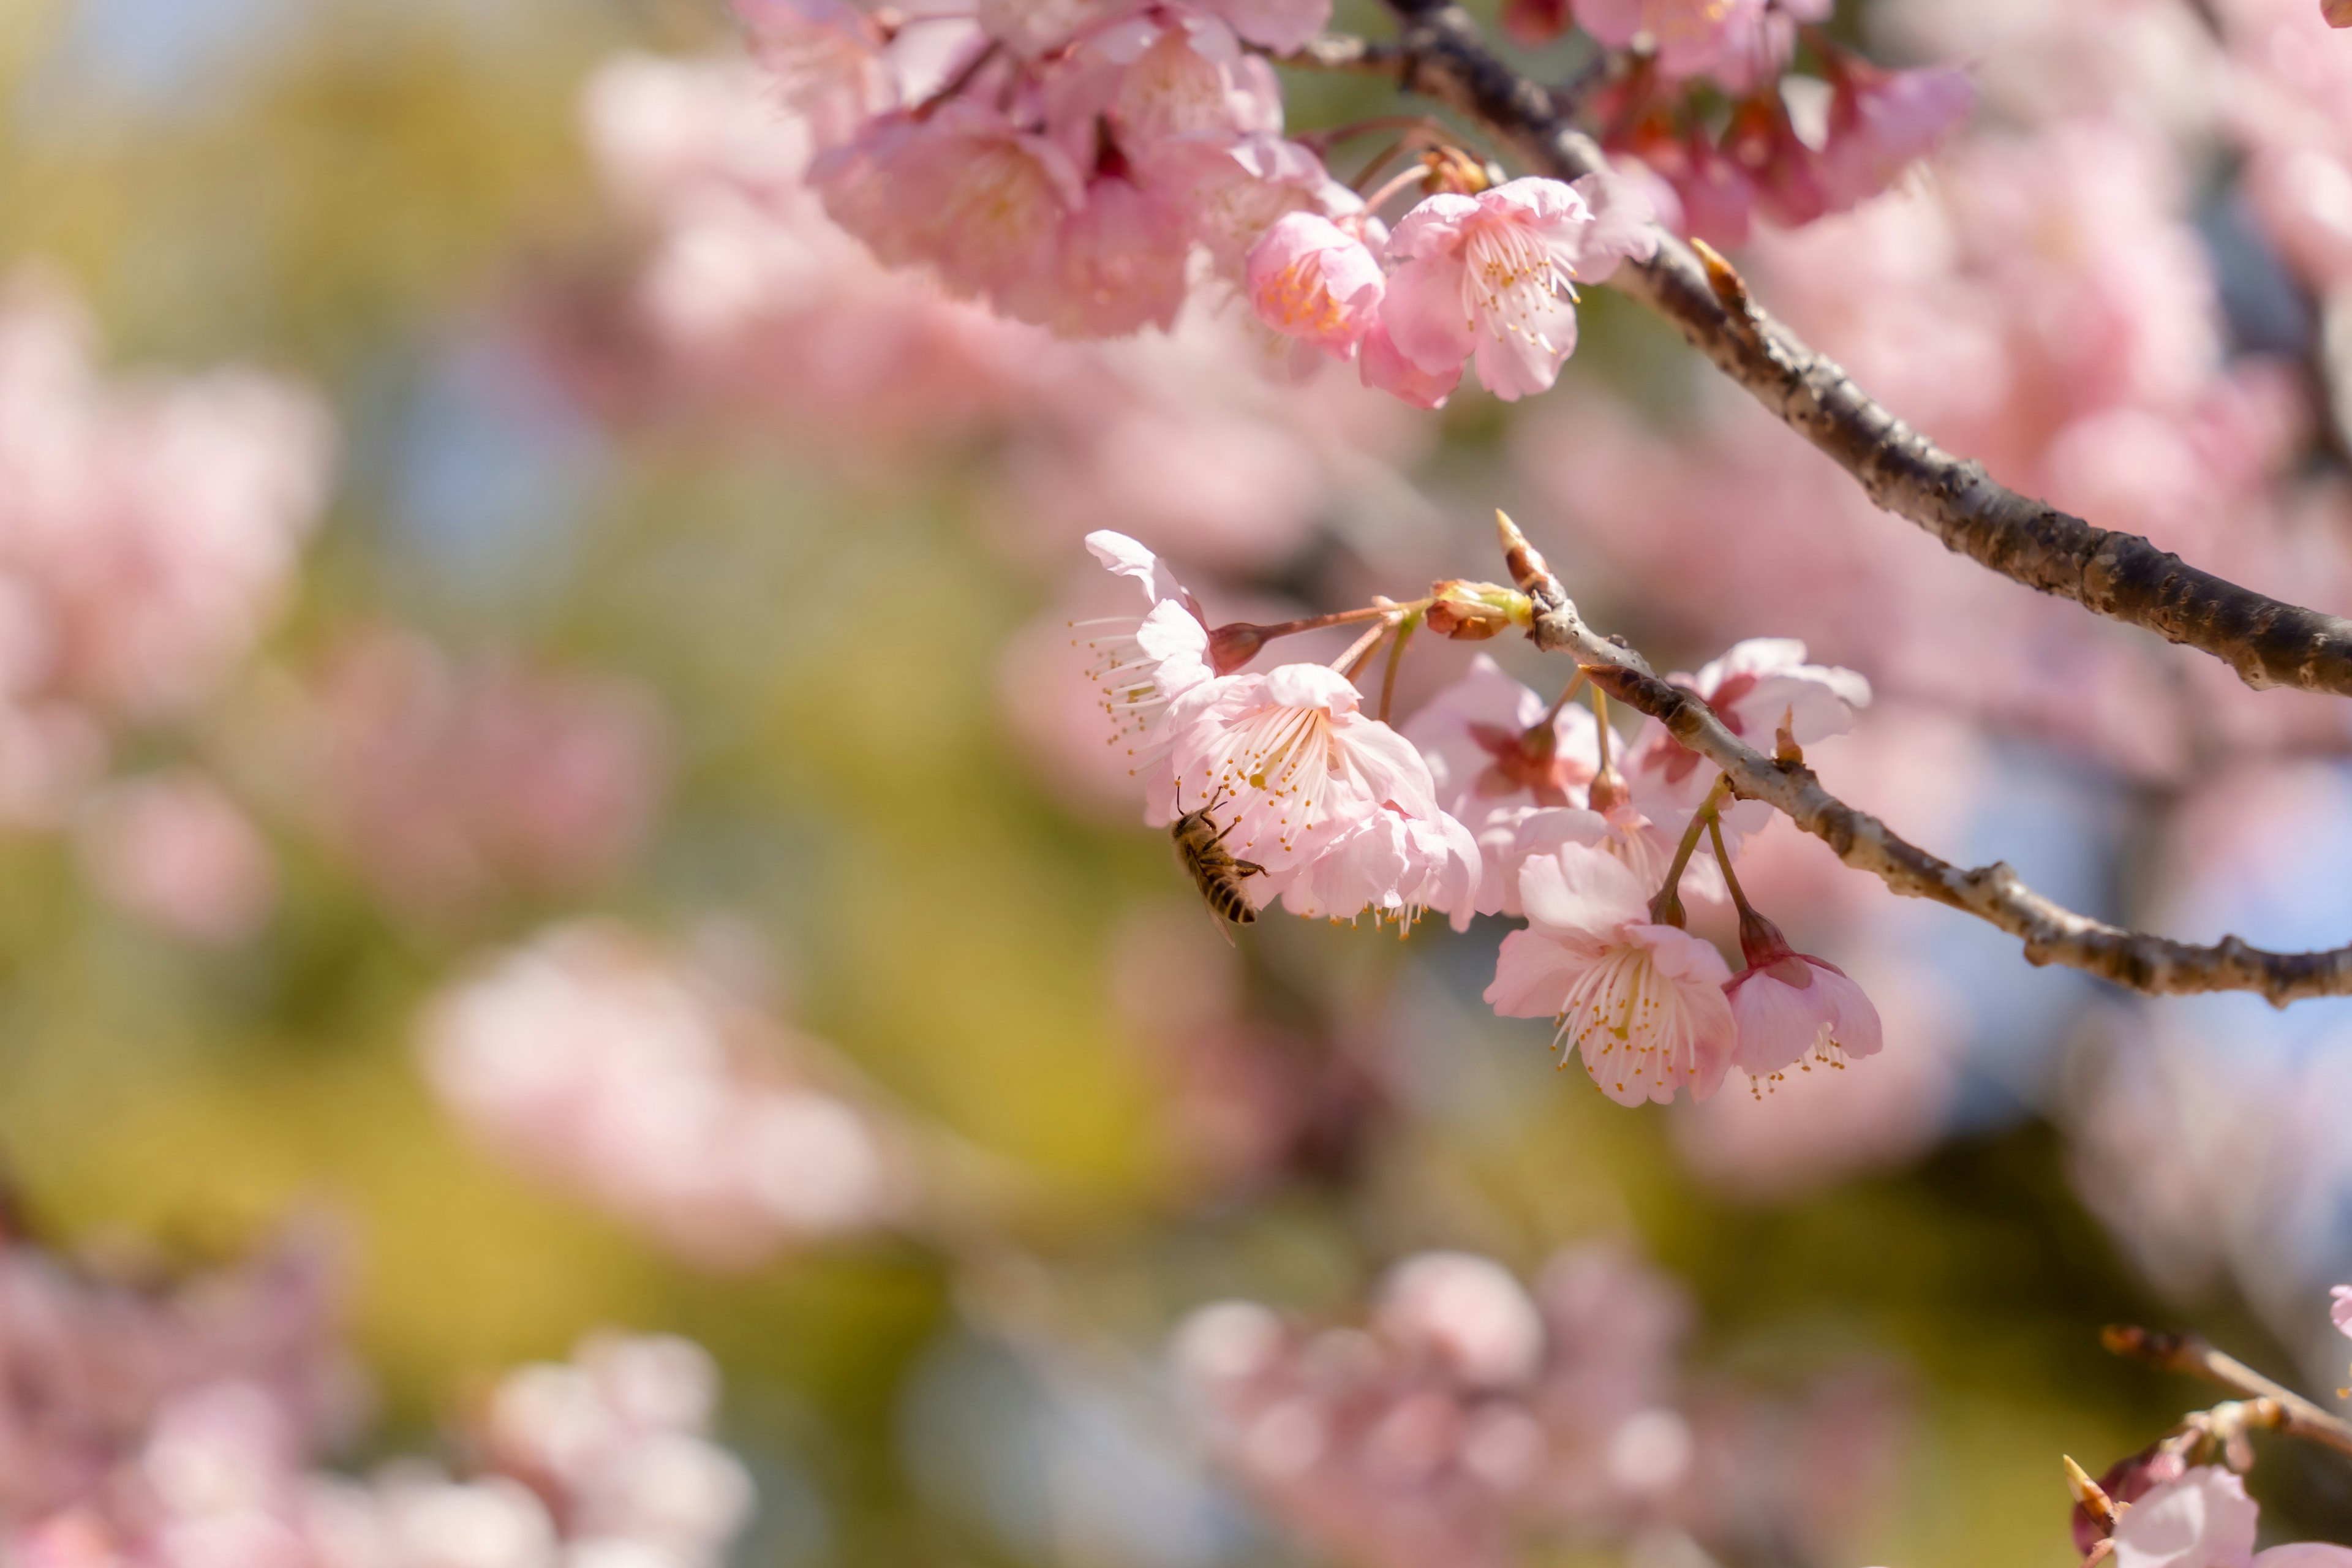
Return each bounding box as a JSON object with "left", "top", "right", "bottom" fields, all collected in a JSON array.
[
  {"left": 1074, "top": 530, "right": 1213, "bottom": 785},
  {"left": 1720, "top": 904, "right": 1883, "bottom": 1082},
  {"left": 1486, "top": 842, "right": 1737, "bottom": 1106},
  {"left": 1624, "top": 638, "right": 1871, "bottom": 816},
  {"left": 1378, "top": 175, "right": 1657, "bottom": 402},
  {"left": 1400, "top": 654, "right": 1602, "bottom": 914},
  {"left": 418, "top": 921, "right": 903, "bottom": 1267},
  {"left": 1246, "top": 212, "right": 1387, "bottom": 359}
]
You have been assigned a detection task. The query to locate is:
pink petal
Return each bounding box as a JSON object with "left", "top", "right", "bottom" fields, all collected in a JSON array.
[
  {"left": 1517, "top": 841, "right": 1649, "bottom": 937},
  {"left": 1360, "top": 320, "right": 1461, "bottom": 408}
]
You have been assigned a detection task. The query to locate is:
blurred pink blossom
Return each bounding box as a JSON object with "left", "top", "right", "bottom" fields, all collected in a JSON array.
[
  {"left": 0, "top": 270, "right": 330, "bottom": 827},
  {"left": 76, "top": 769, "right": 276, "bottom": 948},
  {"left": 419, "top": 921, "right": 904, "bottom": 1267},
  {"left": 285, "top": 630, "right": 668, "bottom": 914},
  {"left": 1572, "top": 0, "right": 1768, "bottom": 81}
]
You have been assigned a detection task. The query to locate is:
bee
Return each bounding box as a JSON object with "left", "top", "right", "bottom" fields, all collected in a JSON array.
[{"left": 1170, "top": 785, "right": 1264, "bottom": 928}]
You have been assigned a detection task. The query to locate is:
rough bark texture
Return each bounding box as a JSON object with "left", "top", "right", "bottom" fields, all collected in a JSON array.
[
  {"left": 1496, "top": 514, "right": 2352, "bottom": 1003},
  {"left": 1314, "top": 0, "right": 2352, "bottom": 696}
]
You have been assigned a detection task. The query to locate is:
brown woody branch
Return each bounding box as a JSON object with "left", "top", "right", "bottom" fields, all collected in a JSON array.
[
  {"left": 2103, "top": 1325, "right": 2352, "bottom": 1462},
  {"left": 1283, "top": 4, "right": 2352, "bottom": 699},
  {"left": 1495, "top": 512, "right": 2352, "bottom": 1003}
]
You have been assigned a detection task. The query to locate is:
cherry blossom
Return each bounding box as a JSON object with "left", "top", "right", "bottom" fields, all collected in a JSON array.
[
  {"left": 2333, "top": 1283, "right": 2352, "bottom": 1335},
  {"left": 1819, "top": 59, "right": 1976, "bottom": 210},
  {"left": 1572, "top": 0, "right": 1771, "bottom": 82},
  {"left": 1486, "top": 842, "right": 1738, "bottom": 1106},
  {"left": 1074, "top": 530, "right": 1214, "bottom": 783},
  {"left": 1247, "top": 212, "right": 1387, "bottom": 359},
  {"left": 1400, "top": 654, "right": 1602, "bottom": 913},
  {"left": 813, "top": 104, "right": 1085, "bottom": 325},
  {"left": 1158, "top": 662, "right": 1441, "bottom": 872},
  {"left": 1721, "top": 906, "right": 1885, "bottom": 1081},
  {"left": 1624, "top": 638, "right": 1870, "bottom": 816},
  {"left": 1262, "top": 805, "right": 1483, "bottom": 930},
  {"left": 1378, "top": 175, "right": 1656, "bottom": 402},
  {"left": 418, "top": 922, "right": 903, "bottom": 1267},
  {"left": 2110, "top": 1466, "right": 2259, "bottom": 1568}
]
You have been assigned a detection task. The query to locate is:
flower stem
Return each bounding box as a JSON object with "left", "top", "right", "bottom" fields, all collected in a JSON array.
[
  {"left": 1248, "top": 605, "right": 1395, "bottom": 640},
  {"left": 1708, "top": 806, "right": 1755, "bottom": 919},
  {"left": 1650, "top": 774, "right": 1733, "bottom": 924},
  {"left": 1333, "top": 617, "right": 1393, "bottom": 679},
  {"left": 1362, "top": 162, "right": 1437, "bottom": 214},
  {"left": 1540, "top": 669, "right": 1588, "bottom": 728},
  {"left": 1591, "top": 688, "right": 1612, "bottom": 774},
  {"left": 1378, "top": 610, "right": 1422, "bottom": 724}
]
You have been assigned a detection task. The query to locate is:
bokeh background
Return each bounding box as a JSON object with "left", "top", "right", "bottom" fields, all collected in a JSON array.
[{"left": 6, "top": 1, "right": 2352, "bottom": 1565}]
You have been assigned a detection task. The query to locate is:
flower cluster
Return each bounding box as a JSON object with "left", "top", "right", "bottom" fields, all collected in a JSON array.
[
  {"left": 0, "top": 1245, "right": 756, "bottom": 1568},
  {"left": 744, "top": 0, "right": 1344, "bottom": 340},
  {"left": 1080, "top": 528, "right": 1882, "bottom": 1106},
  {"left": 0, "top": 269, "right": 330, "bottom": 827},
  {"left": 418, "top": 921, "right": 906, "bottom": 1268},
  {"left": 727, "top": 0, "right": 1968, "bottom": 398},
  {"left": 1172, "top": 1243, "right": 1904, "bottom": 1568}
]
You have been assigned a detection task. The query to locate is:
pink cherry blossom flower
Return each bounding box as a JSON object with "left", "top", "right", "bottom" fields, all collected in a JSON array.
[
  {"left": 1248, "top": 213, "right": 1387, "bottom": 356},
  {"left": 1159, "top": 663, "right": 1442, "bottom": 875},
  {"left": 2334, "top": 1283, "right": 2352, "bottom": 1336},
  {"left": 1102, "top": 12, "right": 1283, "bottom": 148},
  {"left": 1626, "top": 638, "right": 1871, "bottom": 816},
  {"left": 730, "top": 0, "right": 895, "bottom": 147},
  {"left": 1262, "top": 805, "right": 1483, "bottom": 930},
  {"left": 1721, "top": 907, "right": 1883, "bottom": 1080},
  {"left": 1072, "top": 530, "right": 1214, "bottom": 784},
  {"left": 1050, "top": 175, "right": 1193, "bottom": 336},
  {"left": 1359, "top": 319, "right": 1463, "bottom": 407},
  {"left": 2111, "top": 1466, "right": 2257, "bottom": 1568},
  {"left": 1193, "top": 0, "right": 1333, "bottom": 54},
  {"left": 1486, "top": 843, "right": 1737, "bottom": 1106},
  {"left": 1142, "top": 133, "right": 1353, "bottom": 278},
  {"left": 1574, "top": 0, "right": 1768, "bottom": 81},
  {"left": 1818, "top": 60, "right": 1974, "bottom": 211},
  {"left": 1401, "top": 654, "right": 1602, "bottom": 913},
  {"left": 1379, "top": 175, "right": 1657, "bottom": 402},
  {"left": 813, "top": 103, "right": 1083, "bottom": 324}
]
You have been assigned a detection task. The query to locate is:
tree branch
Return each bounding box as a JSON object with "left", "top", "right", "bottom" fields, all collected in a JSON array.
[
  {"left": 2103, "top": 1325, "right": 2352, "bottom": 1463},
  {"left": 1286, "top": 7, "right": 2352, "bottom": 699},
  {"left": 1494, "top": 512, "right": 2352, "bottom": 1003}
]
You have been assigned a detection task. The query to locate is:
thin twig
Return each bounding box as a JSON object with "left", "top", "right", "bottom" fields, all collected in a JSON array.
[
  {"left": 1494, "top": 511, "right": 2352, "bottom": 1002},
  {"left": 2103, "top": 1326, "right": 2352, "bottom": 1462},
  {"left": 1275, "top": 33, "right": 1408, "bottom": 73},
  {"left": 1378, "top": 612, "right": 1418, "bottom": 723},
  {"left": 1289, "top": 4, "right": 2352, "bottom": 700}
]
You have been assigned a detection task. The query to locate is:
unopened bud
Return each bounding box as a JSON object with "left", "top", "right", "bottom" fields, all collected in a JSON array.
[
  {"left": 1207, "top": 622, "right": 1267, "bottom": 675},
  {"left": 1422, "top": 146, "right": 1494, "bottom": 195},
  {"left": 2064, "top": 1457, "right": 2119, "bottom": 1538},
  {"left": 1426, "top": 580, "right": 1533, "bottom": 641},
  {"left": 1774, "top": 721, "right": 1803, "bottom": 764},
  {"left": 2328, "top": 0, "right": 2352, "bottom": 28},
  {"left": 1647, "top": 884, "right": 1686, "bottom": 929}
]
